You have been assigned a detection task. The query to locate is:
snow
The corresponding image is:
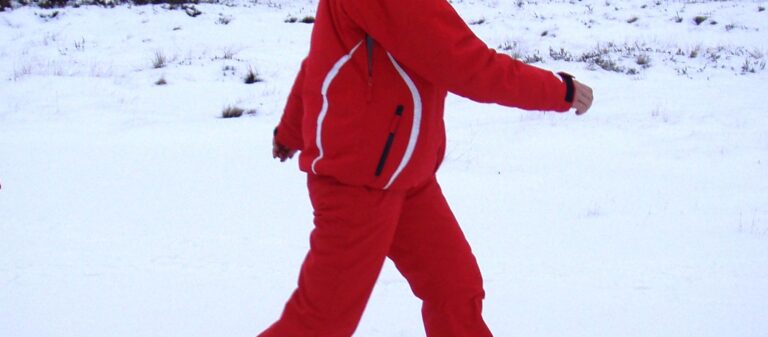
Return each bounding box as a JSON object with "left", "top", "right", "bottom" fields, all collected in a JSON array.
[{"left": 1, "top": 1, "right": 767, "bottom": 336}]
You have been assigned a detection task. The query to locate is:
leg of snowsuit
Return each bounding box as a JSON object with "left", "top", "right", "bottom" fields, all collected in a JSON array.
[
  {"left": 388, "top": 178, "right": 493, "bottom": 337},
  {"left": 258, "top": 174, "right": 405, "bottom": 337}
]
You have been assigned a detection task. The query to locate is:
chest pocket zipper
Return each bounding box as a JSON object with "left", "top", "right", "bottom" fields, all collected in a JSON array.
[
  {"left": 365, "top": 34, "right": 374, "bottom": 100},
  {"left": 375, "top": 105, "right": 404, "bottom": 177}
]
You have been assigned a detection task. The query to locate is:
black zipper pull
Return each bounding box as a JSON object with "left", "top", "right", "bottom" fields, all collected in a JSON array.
[
  {"left": 375, "top": 105, "right": 404, "bottom": 177},
  {"left": 366, "top": 34, "right": 374, "bottom": 79},
  {"left": 366, "top": 34, "right": 374, "bottom": 100}
]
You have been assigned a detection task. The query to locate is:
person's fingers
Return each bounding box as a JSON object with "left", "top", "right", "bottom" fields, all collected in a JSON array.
[
  {"left": 574, "top": 98, "right": 590, "bottom": 115},
  {"left": 273, "top": 147, "right": 285, "bottom": 160},
  {"left": 572, "top": 80, "right": 594, "bottom": 115},
  {"left": 273, "top": 143, "right": 296, "bottom": 162},
  {"left": 575, "top": 80, "right": 593, "bottom": 93},
  {"left": 273, "top": 146, "right": 286, "bottom": 161},
  {"left": 575, "top": 102, "right": 587, "bottom": 115},
  {"left": 575, "top": 86, "right": 593, "bottom": 103},
  {"left": 577, "top": 97, "right": 592, "bottom": 110},
  {"left": 273, "top": 137, "right": 289, "bottom": 161}
]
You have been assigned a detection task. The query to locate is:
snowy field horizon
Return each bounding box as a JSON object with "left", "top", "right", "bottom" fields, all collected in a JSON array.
[{"left": 1, "top": 0, "right": 767, "bottom": 336}]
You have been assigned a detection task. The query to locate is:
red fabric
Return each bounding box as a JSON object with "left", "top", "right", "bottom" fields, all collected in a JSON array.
[
  {"left": 258, "top": 175, "right": 492, "bottom": 337},
  {"left": 277, "top": 59, "right": 308, "bottom": 151},
  {"left": 275, "top": 0, "right": 572, "bottom": 191}
]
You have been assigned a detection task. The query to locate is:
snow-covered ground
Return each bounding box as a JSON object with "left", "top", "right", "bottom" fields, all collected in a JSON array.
[{"left": 1, "top": 1, "right": 767, "bottom": 336}]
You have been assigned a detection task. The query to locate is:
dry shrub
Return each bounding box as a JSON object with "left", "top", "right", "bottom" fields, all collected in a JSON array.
[
  {"left": 222, "top": 106, "right": 244, "bottom": 118},
  {"left": 244, "top": 67, "right": 262, "bottom": 84},
  {"left": 152, "top": 51, "right": 167, "bottom": 69}
]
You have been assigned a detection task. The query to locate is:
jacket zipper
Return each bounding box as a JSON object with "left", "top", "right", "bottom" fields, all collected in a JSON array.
[
  {"left": 366, "top": 34, "right": 374, "bottom": 100},
  {"left": 375, "top": 105, "right": 404, "bottom": 177}
]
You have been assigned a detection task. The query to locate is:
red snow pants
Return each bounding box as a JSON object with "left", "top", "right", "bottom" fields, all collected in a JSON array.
[{"left": 258, "top": 174, "right": 493, "bottom": 337}]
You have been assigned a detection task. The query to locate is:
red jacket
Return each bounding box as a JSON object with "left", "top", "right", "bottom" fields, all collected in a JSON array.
[{"left": 275, "top": 0, "right": 573, "bottom": 191}]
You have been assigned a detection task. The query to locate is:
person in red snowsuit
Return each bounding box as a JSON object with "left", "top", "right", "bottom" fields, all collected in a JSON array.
[{"left": 262, "top": 0, "right": 594, "bottom": 335}]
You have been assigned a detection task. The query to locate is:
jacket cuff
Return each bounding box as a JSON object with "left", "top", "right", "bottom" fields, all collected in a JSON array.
[{"left": 557, "top": 72, "right": 575, "bottom": 104}]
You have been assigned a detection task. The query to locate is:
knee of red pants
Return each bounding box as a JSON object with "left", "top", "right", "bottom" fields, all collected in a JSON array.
[
  {"left": 422, "top": 293, "right": 493, "bottom": 337},
  {"left": 412, "top": 266, "right": 489, "bottom": 337},
  {"left": 402, "top": 254, "right": 486, "bottom": 305}
]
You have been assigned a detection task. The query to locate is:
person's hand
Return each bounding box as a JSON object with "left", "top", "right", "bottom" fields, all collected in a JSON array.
[
  {"left": 272, "top": 137, "right": 297, "bottom": 162},
  {"left": 572, "top": 80, "right": 593, "bottom": 116}
]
